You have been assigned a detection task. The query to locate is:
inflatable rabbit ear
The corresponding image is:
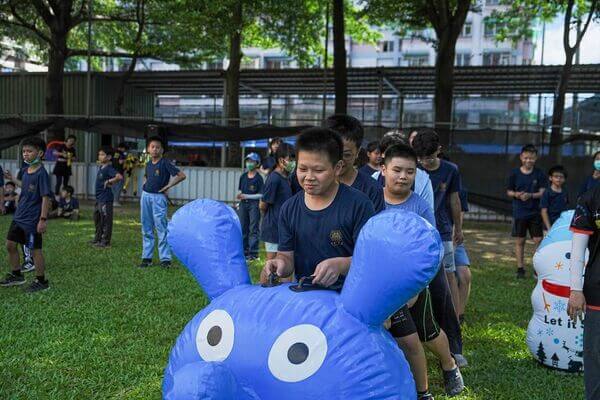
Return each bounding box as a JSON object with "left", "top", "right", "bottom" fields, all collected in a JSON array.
[
  {"left": 341, "top": 210, "right": 442, "bottom": 326},
  {"left": 168, "top": 199, "right": 251, "bottom": 300}
]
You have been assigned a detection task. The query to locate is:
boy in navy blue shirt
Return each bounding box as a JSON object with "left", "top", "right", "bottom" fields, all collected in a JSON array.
[
  {"left": 56, "top": 185, "right": 80, "bottom": 220},
  {"left": 237, "top": 152, "right": 264, "bottom": 260},
  {"left": 324, "top": 114, "right": 385, "bottom": 213},
  {"left": 259, "top": 143, "right": 295, "bottom": 276},
  {"left": 413, "top": 128, "right": 463, "bottom": 314},
  {"left": 541, "top": 165, "right": 570, "bottom": 230},
  {"left": 139, "top": 136, "right": 186, "bottom": 268},
  {"left": 359, "top": 140, "right": 381, "bottom": 177},
  {"left": 0, "top": 137, "right": 52, "bottom": 293},
  {"left": 262, "top": 127, "right": 375, "bottom": 287},
  {"left": 506, "top": 144, "right": 546, "bottom": 278},
  {"left": 91, "top": 147, "right": 122, "bottom": 248}
]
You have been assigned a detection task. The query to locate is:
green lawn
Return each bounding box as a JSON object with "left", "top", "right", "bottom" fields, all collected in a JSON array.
[{"left": 0, "top": 204, "right": 584, "bottom": 399}]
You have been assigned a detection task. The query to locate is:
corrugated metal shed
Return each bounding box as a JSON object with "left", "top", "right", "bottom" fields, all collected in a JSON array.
[{"left": 0, "top": 73, "right": 154, "bottom": 161}]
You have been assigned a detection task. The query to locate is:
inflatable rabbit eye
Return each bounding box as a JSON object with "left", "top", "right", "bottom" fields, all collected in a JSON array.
[
  {"left": 268, "top": 324, "right": 327, "bottom": 383},
  {"left": 196, "top": 310, "right": 235, "bottom": 362}
]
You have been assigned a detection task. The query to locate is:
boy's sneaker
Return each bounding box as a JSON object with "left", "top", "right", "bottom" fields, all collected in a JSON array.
[
  {"left": 21, "top": 261, "right": 35, "bottom": 273},
  {"left": 453, "top": 353, "right": 469, "bottom": 368},
  {"left": 138, "top": 259, "right": 152, "bottom": 268},
  {"left": 417, "top": 391, "right": 434, "bottom": 400},
  {"left": 24, "top": 278, "right": 49, "bottom": 293},
  {"left": 0, "top": 272, "right": 25, "bottom": 287},
  {"left": 443, "top": 367, "right": 465, "bottom": 396},
  {"left": 516, "top": 268, "right": 526, "bottom": 279},
  {"left": 160, "top": 260, "right": 172, "bottom": 268}
]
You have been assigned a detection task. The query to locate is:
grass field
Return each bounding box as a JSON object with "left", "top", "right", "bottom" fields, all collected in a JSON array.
[{"left": 0, "top": 204, "right": 585, "bottom": 399}]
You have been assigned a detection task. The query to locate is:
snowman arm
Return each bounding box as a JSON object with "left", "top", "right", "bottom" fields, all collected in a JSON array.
[{"left": 570, "top": 232, "right": 589, "bottom": 291}]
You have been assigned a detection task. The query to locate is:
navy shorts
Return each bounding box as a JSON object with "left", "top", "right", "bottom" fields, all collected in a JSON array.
[{"left": 6, "top": 221, "right": 42, "bottom": 249}]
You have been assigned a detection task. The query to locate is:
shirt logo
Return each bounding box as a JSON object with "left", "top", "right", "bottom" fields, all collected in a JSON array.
[
  {"left": 154, "top": 169, "right": 160, "bottom": 176},
  {"left": 438, "top": 182, "right": 447, "bottom": 192},
  {"left": 249, "top": 184, "right": 256, "bottom": 191},
  {"left": 329, "top": 230, "right": 343, "bottom": 247},
  {"left": 28, "top": 184, "right": 36, "bottom": 192}
]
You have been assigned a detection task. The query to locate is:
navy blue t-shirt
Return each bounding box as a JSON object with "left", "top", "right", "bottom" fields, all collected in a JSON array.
[
  {"left": 95, "top": 164, "right": 118, "bottom": 203},
  {"left": 143, "top": 158, "right": 180, "bottom": 194},
  {"left": 238, "top": 172, "right": 264, "bottom": 198},
  {"left": 507, "top": 167, "right": 547, "bottom": 219},
  {"left": 423, "top": 160, "right": 460, "bottom": 241},
  {"left": 14, "top": 166, "right": 52, "bottom": 233},
  {"left": 262, "top": 155, "right": 276, "bottom": 172},
  {"left": 260, "top": 171, "right": 292, "bottom": 243},
  {"left": 278, "top": 184, "right": 375, "bottom": 280},
  {"left": 578, "top": 175, "right": 600, "bottom": 198},
  {"left": 289, "top": 169, "right": 303, "bottom": 195},
  {"left": 448, "top": 187, "right": 469, "bottom": 226},
  {"left": 359, "top": 164, "right": 378, "bottom": 177},
  {"left": 540, "top": 188, "right": 570, "bottom": 225},
  {"left": 351, "top": 170, "right": 385, "bottom": 213},
  {"left": 59, "top": 197, "right": 80, "bottom": 212}
]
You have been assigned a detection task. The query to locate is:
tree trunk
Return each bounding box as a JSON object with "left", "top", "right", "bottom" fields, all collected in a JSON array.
[
  {"left": 46, "top": 33, "right": 67, "bottom": 140},
  {"left": 549, "top": 52, "right": 574, "bottom": 161},
  {"left": 434, "top": 30, "right": 457, "bottom": 147},
  {"left": 114, "top": 57, "right": 139, "bottom": 116},
  {"left": 332, "top": 0, "right": 346, "bottom": 115},
  {"left": 224, "top": 1, "right": 243, "bottom": 167}
]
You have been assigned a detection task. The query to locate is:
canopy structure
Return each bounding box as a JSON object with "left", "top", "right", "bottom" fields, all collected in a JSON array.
[{"left": 111, "top": 64, "right": 600, "bottom": 96}]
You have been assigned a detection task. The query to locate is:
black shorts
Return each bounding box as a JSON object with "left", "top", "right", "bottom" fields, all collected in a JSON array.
[
  {"left": 6, "top": 221, "right": 42, "bottom": 249},
  {"left": 388, "top": 288, "right": 440, "bottom": 342},
  {"left": 512, "top": 214, "right": 543, "bottom": 238}
]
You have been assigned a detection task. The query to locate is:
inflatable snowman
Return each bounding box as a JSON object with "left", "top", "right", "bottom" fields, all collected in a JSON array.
[
  {"left": 526, "top": 210, "right": 586, "bottom": 372},
  {"left": 162, "top": 199, "right": 442, "bottom": 399}
]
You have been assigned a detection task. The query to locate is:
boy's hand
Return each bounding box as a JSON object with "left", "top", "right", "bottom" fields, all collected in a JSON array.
[
  {"left": 312, "top": 259, "right": 341, "bottom": 287},
  {"left": 567, "top": 290, "right": 586, "bottom": 322},
  {"left": 236, "top": 193, "right": 244, "bottom": 200},
  {"left": 37, "top": 220, "right": 47, "bottom": 234},
  {"left": 264, "top": 258, "right": 290, "bottom": 279},
  {"left": 453, "top": 229, "right": 464, "bottom": 246},
  {"left": 4, "top": 170, "right": 12, "bottom": 180},
  {"left": 519, "top": 192, "right": 532, "bottom": 201},
  {"left": 158, "top": 186, "right": 170, "bottom": 194},
  {"left": 104, "top": 180, "right": 113, "bottom": 188}
]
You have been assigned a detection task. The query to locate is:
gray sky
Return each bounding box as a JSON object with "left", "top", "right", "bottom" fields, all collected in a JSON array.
[{"left": 533, "top": 17, "right": 600, "bottom": 65}]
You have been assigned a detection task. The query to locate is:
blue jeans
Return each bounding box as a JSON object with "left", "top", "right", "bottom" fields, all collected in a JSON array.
[
  {"left": 238, "top": 200, "right": 260, "bottom": 257},
  {"left": 141, "top": 191, "right": 170, "bottom": 261}
]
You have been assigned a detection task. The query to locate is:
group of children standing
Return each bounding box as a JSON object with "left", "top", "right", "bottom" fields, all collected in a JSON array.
[
  {"left": 233, "top": 116, "right": 473, "bottom": 399},
  {"left": 0, "top": 135, "right": 186, "bottom": 293}
]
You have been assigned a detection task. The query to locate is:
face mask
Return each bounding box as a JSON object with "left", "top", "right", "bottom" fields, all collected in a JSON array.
[
  {"left": 24, "top": 157, "right": 40, "bottom": 166},
  {"left": 246, "top": 162, "right": 256, "bottom": 171},
  {"left": 284, "top": 160, "right": 296, "bottom": 173},
  {"left": 594, "top": 160, "right": 600, "bottom": 171}
]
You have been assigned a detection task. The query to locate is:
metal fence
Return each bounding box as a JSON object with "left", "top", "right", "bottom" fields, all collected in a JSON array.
[{"left": 0, "top": 160, "right": 243, "bottom": 205}]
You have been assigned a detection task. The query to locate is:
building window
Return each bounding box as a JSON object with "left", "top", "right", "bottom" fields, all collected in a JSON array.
[
  {"left": 377, "top": 58, "right": 395, "bottom": 67},
  {"left": 265, "top": 58, "right": 290, "bottom": 69},
  {"left": 405, "top": 112, "right": 430, "bottom": 124},
  {"left": 404, "top": 54, "right": 429, "bottom": 67},
  {"left": 378, "top": 40, "right": 394, "bottom": 53},
  {"left": 460, "top": 22, "right": 472, "bottom": 38},
  {"left": 455, "top": 53, "right": 471, "bottom": 66},
  {"left": 480, "top": 113, "right": 502, "bottom": 127},
  {"left": 482, "top": 52, "right": 513, "bottom": 66},
  {"left": 484, "top": 20, "right": 506, "bottom": 37}
]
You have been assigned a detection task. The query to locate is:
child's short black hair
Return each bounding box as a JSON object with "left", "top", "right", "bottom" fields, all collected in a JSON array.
[
  {"left": 66, "top": 134, "right": 77, "bottom": 141},
  {"left": 5, "top": 181, "right": 15, "bottom": 188},
  {"left": 366, "top": 140, "right": 380, "bottom": 153},
  {"left": 323, "top": 114, "right": 364, "bottom": 147},
  {"left": 384, "top": 144, "right": 418, "bottom": 165},
  {"left": 98, "top": 146, "right": 113, "bottom": 156},
  {"left": 379, "top": 133, "right": 407, "bottom": 155},
  {"left": 147, "top": 135, "right": 165, "bottom": 148},
  {"left": 521, "top": 144, "right": 537, "bottom": 154},
  {"left": 411, "top": 128, "right": 440, "bottom": 157},
  {"left": 62, "top": 185, "right": 74, "bottom": 195},
  {"left": 548, "top": 165, "right": 567, "bottom": 179},
  {"left": 296, "top": 127, "right": 343, "bottom": 166},
  {"left": 275, "top": 142, "right": 295, "bottom": 162},
  {"left": 22, "top": 136, "right": 46, "bottom": 152},
  {"left": 117, "top": 142, "right": 127, "bottom": 149}
]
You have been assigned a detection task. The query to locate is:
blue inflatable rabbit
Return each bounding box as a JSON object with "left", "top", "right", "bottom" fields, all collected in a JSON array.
[{"left": 164, "top": 199, "right": 442, "bottom": 400}]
